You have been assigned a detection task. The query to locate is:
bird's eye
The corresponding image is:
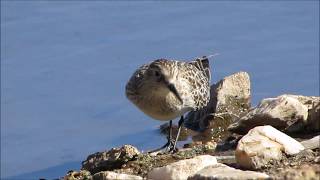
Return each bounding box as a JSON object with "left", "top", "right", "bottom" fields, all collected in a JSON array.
[{"left": 154, "top": 71, "right": 160, "bottom": 77}]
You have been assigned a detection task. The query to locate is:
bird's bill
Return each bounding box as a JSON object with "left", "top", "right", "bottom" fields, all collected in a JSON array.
[{"left": 167, "top": 83, "right": 183, "bottom": 104}]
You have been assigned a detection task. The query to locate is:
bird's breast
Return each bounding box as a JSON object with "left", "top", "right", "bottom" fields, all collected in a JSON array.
[{"left": 133, "top": 91, "right": 190, "bottom": 121}]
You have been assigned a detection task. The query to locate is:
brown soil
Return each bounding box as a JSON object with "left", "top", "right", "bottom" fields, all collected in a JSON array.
[{"left": 113, "top": 144, "right": 217, "bottom": 177}]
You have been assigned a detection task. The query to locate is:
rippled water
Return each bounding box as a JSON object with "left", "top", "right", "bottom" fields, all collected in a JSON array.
[{"left": 1, "top": 1, "right": 319, "bottom": 179}]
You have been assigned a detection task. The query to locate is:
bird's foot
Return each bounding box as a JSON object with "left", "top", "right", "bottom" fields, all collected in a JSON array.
[
  {"left": 164, "top": 138, "right": 177, "bottom": 153},
  {"left": 148, "top": 137, "right": 178, "bottom": 154}
]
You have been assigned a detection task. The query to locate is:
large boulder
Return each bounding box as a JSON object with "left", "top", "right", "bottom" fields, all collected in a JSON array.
[
  {"left": 228, "top": 94, "right": 309, "bottom": 134},
  {"left": 184, "top": 71, "right": 251, "bottom": 142},
  {"left": 147, "top": 155, "right": 217, "bottom": 180},
  {"left": 92, "top": 171, "right": 142, "bottom": 180},
  {"left": 236, "top": 125, "right": 305, "bottom": 170},
  {"left": 82, "top": 145, "right": 140, "bottom": 174},
  {"left": 188, "top": 163, "right": 269, "bottom": 180}
]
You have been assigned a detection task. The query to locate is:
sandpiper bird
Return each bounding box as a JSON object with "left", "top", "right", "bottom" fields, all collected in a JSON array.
[{"left": 125, "top": 55, "right": 214, "bottom": 152}]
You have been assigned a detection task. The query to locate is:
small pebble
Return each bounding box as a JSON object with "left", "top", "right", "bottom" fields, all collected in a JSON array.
[{"left": 290, "top": 162, "right": 298, "bottom": 166}]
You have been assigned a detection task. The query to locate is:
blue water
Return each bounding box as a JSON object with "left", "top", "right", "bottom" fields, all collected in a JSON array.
[{"left": 1, "top": 1, "right": 319, "bottom": 179}]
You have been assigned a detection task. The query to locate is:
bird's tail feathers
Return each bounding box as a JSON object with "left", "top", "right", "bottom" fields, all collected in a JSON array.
[{"left": 204, "top": 53, "right": 220, "bottom": 60}]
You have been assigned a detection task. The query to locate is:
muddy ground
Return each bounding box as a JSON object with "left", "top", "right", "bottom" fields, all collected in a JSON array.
[
  {"left": 112, "top": 139, "right": 319, "bottom": 179},
  {"left": 72, "top": 125, "right": 320, "bottom": 180}
]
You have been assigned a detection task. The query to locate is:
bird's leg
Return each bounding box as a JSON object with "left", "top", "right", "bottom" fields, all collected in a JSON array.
[
  {"left": 148, "top": 120, "right": 174, "bottom": 154},
  {"left": 172, "top": 116, "right": 184, "bottom": 152},
  {"left": 165, "top": 120, "right": 174, "bottom": 152}
]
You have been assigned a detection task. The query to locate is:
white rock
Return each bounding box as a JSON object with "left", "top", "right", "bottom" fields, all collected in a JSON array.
[
  {"left": 147, "top": 155, "right": 217, "bottom": 180},
  {"left": 254, "top": 125, "right": 305, "bottom": 155},
  {"left": 236, "top": 132, "right": 283, "bottom": 169},
  {"left": 188, "top": 163, "right": 270, "bottom": 180},
  {"left": 301, "top": 135, "right": 320, "bottom": 150},
  {"left": 93, "top": 171, "right": 142, "bottom": 180},
  {"left": 236, "top": 125, "right": 305, "bottom": 169},
  {"left": 228, "top": 95, "right": 309, "bottom": 134}
]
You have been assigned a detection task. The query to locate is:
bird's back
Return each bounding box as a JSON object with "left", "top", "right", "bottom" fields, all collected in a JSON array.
[
  {"left": 189, "top": 56, "right": 211, "bottom": 82},
  {"left": 178, "top": 56, "right": 211, "bottom": 111}
]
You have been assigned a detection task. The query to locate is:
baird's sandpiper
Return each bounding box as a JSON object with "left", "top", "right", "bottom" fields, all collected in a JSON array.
[{"left": 126, "top": 55, "right": 214, "bottom": 152}]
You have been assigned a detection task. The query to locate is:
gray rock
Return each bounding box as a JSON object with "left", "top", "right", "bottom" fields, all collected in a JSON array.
[
  {"left": 301, "top": 135, "right": 320, "bottom": 150},
  {"left": 285, "top": 95, "right": 320, "bottom": 132},
  {"left": 188, "top": 163, "right": 269, "bottom": 180},
  {"left": 147, "top": 155, "right": 217, "bottom": 180},
  {"left": 236, "top": 125, "right": 305, "bottom": 170},
  {"left": 307, "top": 102, "right": 320, "bottom": 131},
  {"left": 184, "top": 71, "right": 251, "bottom": 142},
  {"left": 228, "top": 94, "right": 309, "bottom": 134},
  {"left": 82, "top": 145, "right": 140, "bottom": 174},
  {"left": 92, "top": 171, "right": 142, "bottom": 180},
  {"left": 292, "top": 149, "right": 316, "bottom": 162},
  {"left": 63, "top": 170, "right": 92, "bottom": 180},
  {"left": 282, "top": 164, "right": 319, "bottom": 180}
]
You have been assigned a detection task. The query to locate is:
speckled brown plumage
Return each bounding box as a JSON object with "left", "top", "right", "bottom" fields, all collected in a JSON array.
[{"left": 125, "top": 56, "right": 211, "bottom": 121}]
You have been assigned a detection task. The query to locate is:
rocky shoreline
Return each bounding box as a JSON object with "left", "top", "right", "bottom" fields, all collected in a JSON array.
[{"left": 62, "top": 72, "right": 319, "bottom": 180}]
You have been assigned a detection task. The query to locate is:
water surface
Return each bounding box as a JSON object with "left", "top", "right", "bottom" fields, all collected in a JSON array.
[{"left": 1, "top": 1, "right": 319, "bottom": 179}]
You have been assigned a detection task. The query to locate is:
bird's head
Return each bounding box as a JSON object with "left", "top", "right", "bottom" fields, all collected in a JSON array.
[{"left": 126, "top": 59, "right": 183, "bottom": 104}]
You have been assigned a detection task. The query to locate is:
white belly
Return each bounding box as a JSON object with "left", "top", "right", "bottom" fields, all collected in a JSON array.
[
  {"left": 134, "top": 92, "right": 192, "bottom": 121},
  {"left": 141, "top": 106, "right": 190, "bottom": 121}
]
